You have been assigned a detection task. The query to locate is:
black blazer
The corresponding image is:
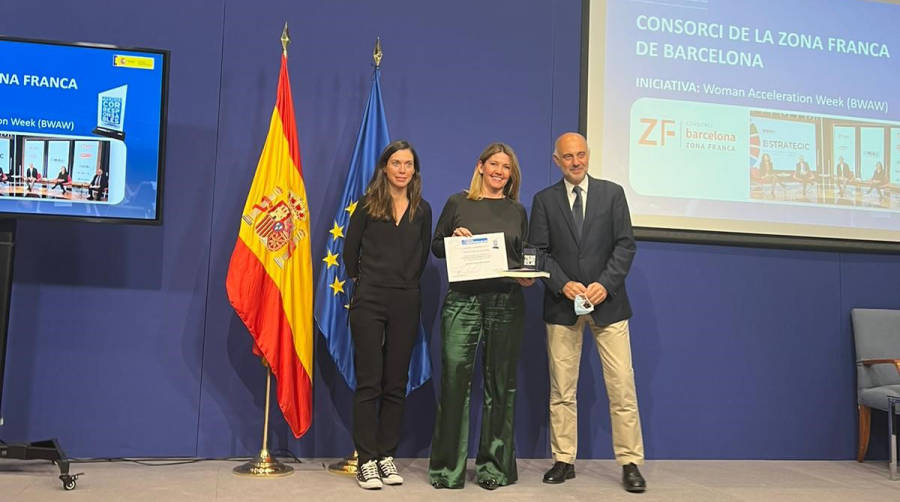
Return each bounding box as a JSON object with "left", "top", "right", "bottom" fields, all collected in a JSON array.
[
  {"left": 529, "top": 175, "right": 636, "bottom": 326},
  {"left": 91, "top": 174, "right": 108, "bottom": 189}
]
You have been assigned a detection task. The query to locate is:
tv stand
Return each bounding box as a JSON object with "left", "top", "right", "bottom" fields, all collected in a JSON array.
[
  {"left": 0, "top": 220, "right": 83, "bottom": 490},
  {"left": 0, "top": 439, "right": 82, "bottom": 490}
]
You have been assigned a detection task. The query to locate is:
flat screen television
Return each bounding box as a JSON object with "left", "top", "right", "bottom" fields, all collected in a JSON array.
[{"left": 0, "top": 36, "right": 168, "bottom": 223}]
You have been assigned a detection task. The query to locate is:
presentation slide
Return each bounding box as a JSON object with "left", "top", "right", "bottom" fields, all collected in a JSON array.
[
  {"left": 0, "top": 37, "right": 167, "bottom": 221},
  {"left": 586, "top": 0, "right": 900, "bottom": 244}
]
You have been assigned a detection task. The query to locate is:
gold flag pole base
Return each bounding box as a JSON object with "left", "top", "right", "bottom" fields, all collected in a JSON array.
[
  {"left": 327, "top": 450, "right": 358, "bottom": 475},
  {"left": 233, "top": 356, "right": 294, "bottom": 478},
  {"left": 233, "top": 448, "right": 294, "bottom": 477}
]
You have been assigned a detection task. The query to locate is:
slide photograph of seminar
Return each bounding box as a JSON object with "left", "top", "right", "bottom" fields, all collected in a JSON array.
[
  {"left": 746, "top": 113, "right": 899, "bottom": 209},
  {"left": 1, "top": 0, "right": 900, "bottom": 501},
  {"left": 0, "top": 134, "right": 113, "bottom": 202}
]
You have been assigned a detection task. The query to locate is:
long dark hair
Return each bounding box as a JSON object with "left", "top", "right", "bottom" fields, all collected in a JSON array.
[{"left": 363, "top": 140, "right": 422, "bottom": 222}]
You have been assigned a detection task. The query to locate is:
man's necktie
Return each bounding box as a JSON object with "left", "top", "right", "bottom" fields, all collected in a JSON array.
[{"left": 572, "top": 186, "right": 583, "bottom": 237}]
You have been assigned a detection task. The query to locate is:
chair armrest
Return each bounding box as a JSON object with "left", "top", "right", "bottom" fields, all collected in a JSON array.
[{"left": 859, "top": 359, "right": 900, "bottom": 375}]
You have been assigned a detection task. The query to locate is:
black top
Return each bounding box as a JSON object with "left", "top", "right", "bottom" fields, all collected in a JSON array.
[
  {"left": 344, "top": 197, "right": 432, "bottom": 289},
  {"left": 432, "top": 191, "right": 528, "bottom": 293}
]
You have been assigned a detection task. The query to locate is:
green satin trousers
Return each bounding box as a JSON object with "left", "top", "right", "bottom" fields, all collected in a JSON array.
[{"left": 428, "top": 287, "right": 525, "bottom": 488}]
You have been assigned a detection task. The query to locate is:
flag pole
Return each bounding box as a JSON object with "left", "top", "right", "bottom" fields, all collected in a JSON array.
[
  {"left": 326, "top": 36, "right": 383, "bottom": 477},
  {"left": 233, "top": 25, "right": 297, "bottom": 478},
  {"left": 233, "top": 361, "right": 295, "bottom": 476}
]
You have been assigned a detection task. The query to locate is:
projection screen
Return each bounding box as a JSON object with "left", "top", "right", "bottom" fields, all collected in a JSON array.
[{"left": 584, "top": 0, "right": 900, "bottom": 250}]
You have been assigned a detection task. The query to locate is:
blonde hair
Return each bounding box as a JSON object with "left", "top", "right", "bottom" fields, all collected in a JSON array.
[{"left": 466, "top": 142, "right": 521, "bottom": 201}]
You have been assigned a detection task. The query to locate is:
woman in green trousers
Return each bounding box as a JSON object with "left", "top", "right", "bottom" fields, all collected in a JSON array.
[{"left": 428, "top": 143, "right": 533, "bottom": 490}]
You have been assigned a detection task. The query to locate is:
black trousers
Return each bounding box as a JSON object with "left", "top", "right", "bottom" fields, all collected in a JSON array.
[{"left": 349, "top": 284, "right": 420, "bottom": 465}]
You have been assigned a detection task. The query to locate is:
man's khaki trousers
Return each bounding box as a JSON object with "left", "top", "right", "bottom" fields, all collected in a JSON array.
[{"left": 546, "top": 318, "right": 644, "bottom": 465}]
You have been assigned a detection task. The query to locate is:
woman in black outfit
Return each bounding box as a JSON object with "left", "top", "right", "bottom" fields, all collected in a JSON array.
[
  {"left": 344, "top": 140, "right": 432, "bottom": 490},
  {"left": 758, "top": 153, "right": 776, "bottom": 196},
  {"left": 867, "top": 161, "right": 888, "bottom": 202},
  {"left": 51, "top": 166, "right": 69, "bottom": 193}
]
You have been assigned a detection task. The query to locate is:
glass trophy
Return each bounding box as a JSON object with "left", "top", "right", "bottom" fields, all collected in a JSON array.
[
  {"left": 522, "top": 246, "right": 537, "bottom": 270},
  {"left": 92, "top": 84, "right": 128, "bottom": 140}
]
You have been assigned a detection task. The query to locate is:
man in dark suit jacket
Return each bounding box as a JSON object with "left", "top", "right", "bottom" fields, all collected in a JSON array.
[
  {"left": 88, "top": 167, "right": 108, "bottom": 201},
  {"left": 836, "top": 156, "right": 854, "bottom": 197},
  {"left": 793, "top": 155, "right": 814, "bottom": 196},
  {"left": 529, "top": 132, "right": 645, "bottom": 493},
  {"left": 25, "top": 164, "right": 39, "bottom": 192}
]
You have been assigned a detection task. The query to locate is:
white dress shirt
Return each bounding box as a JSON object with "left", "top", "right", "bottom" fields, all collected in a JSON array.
[{"left": 563, "top": 176, "right": 589, "bottom": 211}]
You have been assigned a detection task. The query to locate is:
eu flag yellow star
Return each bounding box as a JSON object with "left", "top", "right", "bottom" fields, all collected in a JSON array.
[
  {"left": 329, "top": 276, "right": 346, "bottom": 296},
  {"left": 323, "top": 250, "right": 340, "bottom": 268},
  {"left": 345, "top": 200, "right": 358, "bottom": 217},
  {"left": 329, "top": 221, "right": 344, "bottom": 241}
]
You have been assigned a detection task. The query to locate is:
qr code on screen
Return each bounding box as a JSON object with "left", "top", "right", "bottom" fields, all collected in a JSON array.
[{"left": 101, "top": 96, "right": 123, "bottom": 128}]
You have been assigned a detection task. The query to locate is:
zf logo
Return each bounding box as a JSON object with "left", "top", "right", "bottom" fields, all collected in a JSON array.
[{"left": 638, "top": 118, "right": 675, "bottom": 146}]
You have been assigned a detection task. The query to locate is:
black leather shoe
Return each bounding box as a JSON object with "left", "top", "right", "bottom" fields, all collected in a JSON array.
[
  {"left": 543, "top": 461, "right": 575, "bottom": 484},
  {"left": 478, "top": 478, "right": 499, "bottom": 490},
  {"left": 622, "top": 463, "right": 646, "bottom": 493}
]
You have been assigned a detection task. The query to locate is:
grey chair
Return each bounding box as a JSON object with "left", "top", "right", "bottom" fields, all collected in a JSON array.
[{"left": 852, "top": 308, "right": 900, "bottom": 467}]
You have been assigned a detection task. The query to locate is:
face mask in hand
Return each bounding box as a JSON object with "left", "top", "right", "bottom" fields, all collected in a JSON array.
[{"left": 574, "top": 294, "right": 594, "bottom": 315}]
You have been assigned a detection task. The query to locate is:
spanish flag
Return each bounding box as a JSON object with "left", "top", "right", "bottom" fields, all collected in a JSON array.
[{"left": 225, "top": 52, "right": 313, "bottom": 438}]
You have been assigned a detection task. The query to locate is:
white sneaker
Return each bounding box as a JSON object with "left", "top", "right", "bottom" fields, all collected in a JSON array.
[
  {"left": 377, "top": 457, "right": 404, "bottom": 485},
  {"left": 356, "top": 460, "right": 383, "bottom": 489}
]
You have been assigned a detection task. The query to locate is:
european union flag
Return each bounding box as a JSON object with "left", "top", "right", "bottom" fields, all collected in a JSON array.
[{"left": 314, "top": 67, "right": 432, "bottom": 393}]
